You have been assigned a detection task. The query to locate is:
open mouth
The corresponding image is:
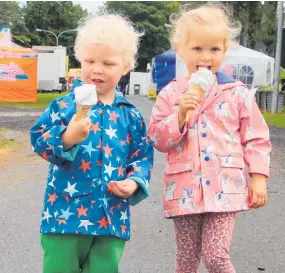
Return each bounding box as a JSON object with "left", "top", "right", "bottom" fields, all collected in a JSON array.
[
  {"left": 197, "top": 66, "right": 211, "bottom": 71},
  {"left": 91, "top": 79, "right": 104, "bottom": 84}
]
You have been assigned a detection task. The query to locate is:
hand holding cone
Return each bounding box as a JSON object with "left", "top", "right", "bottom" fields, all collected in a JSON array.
[
  {"left": 185, "top": 68, "right": 215, "bottom": 121},
  {"left": 74, "top": 84, "right": 98, "bottom": 120}
]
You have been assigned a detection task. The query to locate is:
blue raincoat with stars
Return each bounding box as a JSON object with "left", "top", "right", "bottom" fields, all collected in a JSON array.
[{"left": 30, "top": 80, "right": 154, "bottom": 240}]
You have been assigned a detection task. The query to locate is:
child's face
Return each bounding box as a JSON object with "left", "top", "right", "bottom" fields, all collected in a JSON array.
[
  {"left": 81, "top": 43, "right": 128, "bottom": 96},
  {"left": 179, "top": 24, "right": 227, "bottom": 76}
]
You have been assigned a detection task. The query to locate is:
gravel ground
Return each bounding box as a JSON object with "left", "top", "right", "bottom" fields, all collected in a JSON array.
[{"left": 1, "top": 99, "right": 285, "bottom": 273}]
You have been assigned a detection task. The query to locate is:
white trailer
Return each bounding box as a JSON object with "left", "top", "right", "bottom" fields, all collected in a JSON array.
[{"left": 32, "top": 45, "right": 67, "bottom": 92}]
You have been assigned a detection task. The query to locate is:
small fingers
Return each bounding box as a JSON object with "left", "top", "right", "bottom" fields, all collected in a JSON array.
[{"left": 112, "top": 183, "right": 130, "bottom": 198}]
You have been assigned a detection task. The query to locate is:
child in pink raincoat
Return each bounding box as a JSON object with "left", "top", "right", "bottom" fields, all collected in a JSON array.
[{"left": 148, "top": 4, "right": 272, "bottom": 273}]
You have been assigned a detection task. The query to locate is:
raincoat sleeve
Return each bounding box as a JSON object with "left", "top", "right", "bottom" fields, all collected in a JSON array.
[
  {"left": 147, "top": 82, "right": 187, "bottom": 153},
  {"left": 30, "top": 99, "right": 79, "bottom": 166},
  {"left": 239, "top": 87, "right": 272, "bottom": 178},
  {"left": 126, "top": 108, "right": 154, "bottom": 206}
]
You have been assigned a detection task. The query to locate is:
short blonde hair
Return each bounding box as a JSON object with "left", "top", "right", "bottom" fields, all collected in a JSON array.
[
  {"left": 170, "top": 3, "right": 241, "bottom": 51},
  {"left": 74, "top": 12, "right": 142, "bottom": 70}
]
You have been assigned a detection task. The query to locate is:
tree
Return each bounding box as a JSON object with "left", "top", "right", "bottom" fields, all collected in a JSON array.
[
  {"left": 255, "top": 1, "right": 277, "bottom": 56},
  {"left": 23, "top": 1, "right": 87, "bottom": 67},
  {"left": 0, "top": 2, "right": 30, "bottom": 47},
  {"left": 104, "top": 1, "right": 181, "bottom": 71},
  {"left": 229, "top": 1, "right": 277, "bottom": 55}
]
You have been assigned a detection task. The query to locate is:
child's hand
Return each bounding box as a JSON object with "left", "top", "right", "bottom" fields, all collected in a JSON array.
[
  {"left": 178, "top": 92, "right": 201, "bottom": 119},
  {"left": 110, "top": 179, "right": 138, "bottom": 198},
  {"left": 62, "top": 114, "right": 92, "bottom": 150},
  {"left": 248, "top": 174, "right": 268, "bottom": 209}
]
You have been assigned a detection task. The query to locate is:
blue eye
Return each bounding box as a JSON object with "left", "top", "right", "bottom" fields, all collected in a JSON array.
[
  {"left": 211, "top": 48, "right": 220, "bottom": 52},
  {"left": 193, "top": 47, "right": 201, "bottom": 51}
]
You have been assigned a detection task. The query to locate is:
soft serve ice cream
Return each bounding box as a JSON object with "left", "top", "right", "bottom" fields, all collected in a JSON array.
[
  {"left": 186, "top": 68, "right": 215, "bottom": 120},
  {"left": 74, "top": 84, "right": 97, "bottom": 120}
]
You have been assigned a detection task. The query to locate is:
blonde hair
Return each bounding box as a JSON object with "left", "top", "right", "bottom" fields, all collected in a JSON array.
[
  {"left": 74, "top": 12, "right": 143, "bottom": 70},
  {"left": 170, "top": 3, "right": 241, "bottom": 51}
]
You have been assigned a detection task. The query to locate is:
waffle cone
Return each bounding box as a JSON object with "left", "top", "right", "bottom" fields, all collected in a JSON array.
[
  {"left": 76, "top": 104, "right": 92, "bottom": 120},
  {"left": 186, "top": 83, "right": 205, "bottom": 121}
]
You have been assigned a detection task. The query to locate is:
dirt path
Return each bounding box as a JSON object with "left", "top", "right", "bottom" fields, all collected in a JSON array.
[{"left": 0, "top": 128, "right": 45, "bottom": 187}]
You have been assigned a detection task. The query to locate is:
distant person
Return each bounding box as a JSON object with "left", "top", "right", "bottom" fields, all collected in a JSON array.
[
  {"left": 118, "top": 71, "right": 130, "bottom": 96},
  {"left": 30, "top": 13, "right": 153, "bottom": 273},
  {"left": 148, "top": 3, "right": 271, "bottom": 273}
]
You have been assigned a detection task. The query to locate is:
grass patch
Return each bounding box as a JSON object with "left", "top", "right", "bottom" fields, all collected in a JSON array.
[
  {"left": 0, "top": 127, "right": 20, "bottom": 157},
  {"left": 263, "top": 112, "right": 285, "bottom": 128},
  {"left": 0, "top": 92, "right": 68, "bottom": 109},
  {"left": 0, "top": 137, "right": 20, "bottom": 148}
]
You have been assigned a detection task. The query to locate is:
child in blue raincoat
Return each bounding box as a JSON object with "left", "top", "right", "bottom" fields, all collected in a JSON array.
[{"left": 30, "top": 13, "right": 153, "bottom": 273}]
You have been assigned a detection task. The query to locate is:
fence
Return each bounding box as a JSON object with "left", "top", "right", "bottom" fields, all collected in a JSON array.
[{"left": 255, "top": 90, "right": 285, "bottom": 113}]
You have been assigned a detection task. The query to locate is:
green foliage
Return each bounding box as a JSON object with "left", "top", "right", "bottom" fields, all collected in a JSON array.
[
  {"left": 0, "top": 92, "right": 67, "bottom": 109},
  {"left": 0, "top": 1, "right": 279, "bottom": 70},
  {"left": 104, "top": 1, "right": 181, "bottom": 71},
  {"left": 230, "top": 1, "right": 277, "bottom": 55},
  {"left": 255, "top": 1, "right": 277, "bottom": 55}
]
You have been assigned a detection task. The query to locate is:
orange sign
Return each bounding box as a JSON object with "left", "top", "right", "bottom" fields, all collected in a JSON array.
[{"left": 0, "top": 46, "right": 38, "bottom": 102}]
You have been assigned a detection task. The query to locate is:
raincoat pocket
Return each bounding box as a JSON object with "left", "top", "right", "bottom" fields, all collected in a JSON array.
[{"left": 219, "top": 154, "right": 247, "bottom": 194}]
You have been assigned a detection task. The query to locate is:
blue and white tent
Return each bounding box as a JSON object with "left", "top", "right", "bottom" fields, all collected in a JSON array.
[{"left": 152, "top": 49, "right": 176, "bottom": 93}]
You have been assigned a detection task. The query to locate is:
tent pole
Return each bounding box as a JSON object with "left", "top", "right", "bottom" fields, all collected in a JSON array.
[{"left": 272, "top": 1, "right": 284, "bottom": 114}]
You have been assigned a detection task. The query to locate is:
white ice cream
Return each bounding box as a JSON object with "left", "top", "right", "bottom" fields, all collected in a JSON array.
[
  {"left": 188, "top": 68, "right": 215, "bottom": 93},
  {"left": 74, "top": 84, "right": 97, "bottom": 106}
]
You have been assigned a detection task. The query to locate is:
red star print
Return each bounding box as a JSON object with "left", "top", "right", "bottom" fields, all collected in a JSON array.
[
  {"left": 97, "top": 139, "right": 102, "bottom": 149},
  {"left": 121, "top": 225, "right": 127, "bottom": 234},
  {"left": 103, "top": 144, "right": 113, "bottom": 157},
  {"left": 57, "top": 101, "right": 68, "bottom": 109},
  {"left": 97, "top": 216, "right": 109, "bottom": 229},
  {"left": 56, "top": 219, "right": 66, "bottom": 225},
  {"left": 118, "top": 165, "right": 125, "bottom": 177},
  {"left": 43, "top": 131, "right": 52, "bottom": 141},
  {"left": 110, "top": 206, "right": 116, "bottom": 215},
  {"left": 41, "top": 151, "right": 50, "bottom": 160},
  {"left": 131, "top": 149, "right": 140, "bottom": 158},
  {"left": 76, "top": 204, "right": 88, "bottom": 218},
  {"left": 47, "top": 192, "right": 56, "bottom": 206},
  {"left": 120, "top": 140, "right": 126, "bottom": 146},
  {"left": 109, "top": 111, "right": 119, "bottom": 123},
  {"left": 91, "top": 122, "right": 101, "bottom": 134},
  {"left": 80, "top": 160, "right": 91, "bottom": 173}
]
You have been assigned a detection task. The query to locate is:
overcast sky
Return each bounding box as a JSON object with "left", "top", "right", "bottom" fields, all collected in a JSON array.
[{"left": 73, "top": 1, "right": 104, "bottom": 12}]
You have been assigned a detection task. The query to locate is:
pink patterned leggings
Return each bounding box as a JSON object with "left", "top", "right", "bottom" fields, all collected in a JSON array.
[{"left": 173, "top": 212, "right": 236, "bottom": 273}]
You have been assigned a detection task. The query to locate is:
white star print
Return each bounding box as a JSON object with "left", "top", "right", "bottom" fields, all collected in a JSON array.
[
  {"left": 42, "top": 208, "right": 52, "bottom": 223},
  {"left": 79, "top": 220, "right": 94, "bottom": 231},
  {"left": 105, "top": 126, "right": 118, "bottom": 139},
  {"left": 104, "top": 162, "right": 116, "bottom": 177},
  {"left": 120, "top": 210, "right": 128, "bottom": 224},
  {"left": 50, "top": 110, "right": 60, "bottom": 123},
  {"left": 64, "top": 182, "right": 78, "bottom": 197}
]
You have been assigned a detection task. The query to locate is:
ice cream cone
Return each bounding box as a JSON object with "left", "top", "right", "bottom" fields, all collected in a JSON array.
[
  {"left": 74, "top": 84, "right": 97, "bottom": 120},
  {"left": 76, "top": 104, "right": 92, "bottom": 120},
  {"left": 186, "top": 83, "right": 205, "bottom": 120}
]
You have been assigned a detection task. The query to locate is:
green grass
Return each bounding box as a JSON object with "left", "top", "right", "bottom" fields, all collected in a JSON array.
[
  {"left": 0, "top": 92, "right": 67, "bottom": 109},
  {"left": 263, "top": 112, "right": 285, "bottom": 128},
  {"left": 280, "top": 68, "right": 285, "bottom": 80},
  {"left": 0, "top": 127, "right": 20, "bottom": 148}
]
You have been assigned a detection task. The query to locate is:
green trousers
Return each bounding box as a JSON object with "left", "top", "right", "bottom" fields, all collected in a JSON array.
[{"left": 41, "top": 234, "right": 126, "bottom": 273}]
